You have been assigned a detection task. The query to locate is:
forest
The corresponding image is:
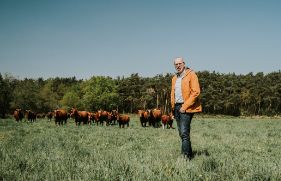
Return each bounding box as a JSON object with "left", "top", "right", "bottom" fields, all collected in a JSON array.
[{"left": 0, "top": 70, "right": 281, "bottom": 118}]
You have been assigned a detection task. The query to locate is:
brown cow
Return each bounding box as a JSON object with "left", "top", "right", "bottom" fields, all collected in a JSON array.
[
  {"left": 107, "top": 112, "right": 112, "bottom": 125},
  {"left": 36, "top": 113, "right": 46, "bottom": 119},
  {"left": 88, "top": 112, "right": 95, "bottom": 125},
  {"left": 25, "top": 110, "right": 36, "bottom": 122},
  {"left": 138, "top": 110, "right": 148, "bottom": 127},
  {"left": 161, "top": 114, "right": 174, "bottom": 129},
  {"left": 117, "top": 114, "right": 130, "bottom": 128},
  {"left": 145, "top": 109, "right": 154, "bottom": 126},
  {"left": 110, "top": 110, "right": 118, "bottom": 125},
  {"left": 46, "top": 112, "right": 53, "bottom": 121},
  {"left": 93, "top": 112, "right": 100, "bottom": 125},
  {"left": 152, "top": 109, "right": 162, "bottom": 128},
  {"left": 54, "top": 109, "right": 68, "bottom": 126},
  {"left": 71, "top": 108, "right": 89, "bottom": 126},
  {"left": 13, "top": 109, "right": 24, "bottom": 122},
  {"left": 96, "top": 110, "right": 109, "bottom": 126}
]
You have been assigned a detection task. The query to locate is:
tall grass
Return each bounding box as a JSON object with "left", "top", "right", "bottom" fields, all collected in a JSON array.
[{"left": 1, "top": 116, "right": 281, "bottom": 180}]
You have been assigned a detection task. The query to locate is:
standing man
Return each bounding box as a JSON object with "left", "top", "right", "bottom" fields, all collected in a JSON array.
[{"left": 171, "top": 57, "right": 202, "bottom": 160}]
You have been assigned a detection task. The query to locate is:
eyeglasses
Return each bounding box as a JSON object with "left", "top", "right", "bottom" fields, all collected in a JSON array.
[{"left": 174, "top": 62, "right": 184, "bottom": 66}]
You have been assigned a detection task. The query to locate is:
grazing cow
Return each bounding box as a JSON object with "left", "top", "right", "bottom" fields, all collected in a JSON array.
[
  {"left": 107, "top": 112, "right": 112, "bottom": 125},
  {"left": 69, "top": 112, "right": 75, "bottom": 119},
  {"left": 46, "top": 112, "right": 53, "bottom": 121},
  {"left": 138, "top": 110, "right": 148, "bottom": 127},
  {"left": 13, "top": 109, "right": 24, "bottom": 122},
  {"left": 145, "top": 109, "right": 154, "bottom": 126},
  {"left": 36, "top": 113, "right": 46, "bottom": 119},
  {"left": 25, "top": 110, "right": 36, "bottom": 122},
  {"left": 152, "top": 109, "right": 162, "bottom": 128},
  {"left": 88, "top": 112, "right": 95, "bottom": 125},
  {"left": 93, "top": 112, "right": 100, "bottom": 125},
  {"left": 67, "top": 113, "right": 71, "bottom": 119},
  {"left": 161, "top": 114, "right": 174, "bottom": 129},
  {"left": 71, "top": 108, "right": 89, "bottom": 126},
  {"left": 97, "top": 110, "right": 109, "bottom": 126},
  {"left": 117, "top": 114, "right": 130, "bottom": 128},
  {"left": 54, "top": 109, "right": 68, "bottom": 126},
  {"left": 110, "top": 110, "right": 118, "bottom": 125}
]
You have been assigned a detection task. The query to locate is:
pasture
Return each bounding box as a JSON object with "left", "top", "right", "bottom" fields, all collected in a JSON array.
[{"left": 1, "top": 116, "right": 281, "bottom": 180}]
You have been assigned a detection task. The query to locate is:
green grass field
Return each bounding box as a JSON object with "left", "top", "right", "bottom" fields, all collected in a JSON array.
[{"left": 1, "top": 116, "right": 281, "bottom": 180}]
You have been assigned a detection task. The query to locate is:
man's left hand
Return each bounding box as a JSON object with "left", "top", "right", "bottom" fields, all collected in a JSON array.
[{"left": 179, "top": 108, "right": 185, "bottom": 113}]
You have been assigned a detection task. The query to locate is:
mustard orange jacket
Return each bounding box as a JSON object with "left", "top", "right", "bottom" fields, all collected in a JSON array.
[{"left": 171, "top": 68, "right": 202, "bottom": 113}]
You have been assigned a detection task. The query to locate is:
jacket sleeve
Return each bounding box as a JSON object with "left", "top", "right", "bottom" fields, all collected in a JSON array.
[{"left": 181, "top": 72, "right": 201, "bottom": 111}]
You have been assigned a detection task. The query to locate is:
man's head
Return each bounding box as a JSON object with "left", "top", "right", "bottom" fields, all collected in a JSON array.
[{"left": 174, "top": 57, "right": 186, "bottom": 74}]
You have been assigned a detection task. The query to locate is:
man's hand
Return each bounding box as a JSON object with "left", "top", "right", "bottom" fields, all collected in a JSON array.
[{"left": 179, "top": 107, "right": 185, "bottom": 113}]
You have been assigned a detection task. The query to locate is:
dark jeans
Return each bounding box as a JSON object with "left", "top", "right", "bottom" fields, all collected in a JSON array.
[{"left": 174, "top": 103, "right": 194, "bottom": 157}]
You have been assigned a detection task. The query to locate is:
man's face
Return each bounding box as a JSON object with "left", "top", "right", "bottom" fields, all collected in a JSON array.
[{"left": 174, "top": 58, "right": 185, "bottom": 74}]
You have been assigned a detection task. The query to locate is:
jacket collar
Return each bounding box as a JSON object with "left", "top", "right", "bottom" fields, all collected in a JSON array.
[{"left": 176, "top": 68, "right": 192, "bottom": 78}]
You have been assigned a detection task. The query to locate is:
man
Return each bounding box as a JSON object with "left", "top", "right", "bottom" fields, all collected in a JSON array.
[{"left": 171, "top": 57, "right": 202, "bottom": 160}]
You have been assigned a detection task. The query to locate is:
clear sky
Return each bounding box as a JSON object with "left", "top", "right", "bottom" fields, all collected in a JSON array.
[{"left": 0, "top": 0, "right": 280, "bottom": 79}]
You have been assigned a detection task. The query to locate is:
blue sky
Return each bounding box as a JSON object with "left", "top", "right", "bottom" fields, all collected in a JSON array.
[{"left": 0, "top": 0, "right": 280, "bottom": 79}]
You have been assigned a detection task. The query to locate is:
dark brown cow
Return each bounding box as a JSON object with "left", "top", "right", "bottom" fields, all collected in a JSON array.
[
  {"left": 25, "top": 110, "right": 36, "bottom": 122},
  {"left": 110, "top": 110, "right": 118, "bottom": 125},
  {"left": 107, "top": 112, "right": 112, "bottom": 124},
  {"left": 88, "top": 112, "right": 95, "bottom": 125},
  {"left": 96, "top": 110, "right": 109, "bottom": 126},
  {"left": 46, "top": 112, "right": 53, "bottom": 121},
  {"left": 71, "top": 108, "right": 89, "bottom": 126},
  {"left": 36, "top": 113, "right": 46, "bottom": 119},
  {"left": 152, "top": 109, "right": 162, "bottom": 128},
  {"left": 54, "top": 109, "right": 68, "bottom": 126},
  {"left": 161, "top": 114, "right": 174, "bottom": 129},
  {"left": 93, "top": 112, "right": 100, "bottom": 125},
  {"left": 117, "top": 114, "right": 130, "bottom": 128},
  {"left": 138, "top": 110, "right": 148, "bottom": 127},
  {"left": 69, "top": 112, "right": 75, "bottom": 119},
  {"left": 146, "top": 109, "right": 154, "bottom": 126},
  {"left": 13, "top": 109, "right": 24, "bottom": 122}
]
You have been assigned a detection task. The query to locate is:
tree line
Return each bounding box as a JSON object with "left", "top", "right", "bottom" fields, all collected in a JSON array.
[{"left": 0, "top": 70, "right": 280, "bottom": 118}]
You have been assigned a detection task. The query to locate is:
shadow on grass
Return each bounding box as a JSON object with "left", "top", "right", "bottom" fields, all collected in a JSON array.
[{"left": 193, "top": 149, "right": 210, "bottom": 158}]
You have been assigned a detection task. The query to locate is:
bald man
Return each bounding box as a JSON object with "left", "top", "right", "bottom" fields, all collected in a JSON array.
[{"left": 171, "top": 57, "right": 202, "bottom": 160}]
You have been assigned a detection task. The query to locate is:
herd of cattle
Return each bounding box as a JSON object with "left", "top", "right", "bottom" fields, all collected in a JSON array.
[{"left": 13, "top": 108, "right": 175, "bottom": 129}]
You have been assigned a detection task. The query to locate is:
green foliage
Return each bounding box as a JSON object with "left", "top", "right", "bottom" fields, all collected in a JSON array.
[
  {"left": 60, "top": 91, "right": 81, "bottom": 110},
  {"left": 1, "top": 118, "right": 281, "bottom": 180},
  {"left": 81, "top": 76, "right": 119, "bottom": 111},
  {"left": 198, "top": 71, "right": 281, "bottom": 116},
  {"left": 1, "top": 71, "right": 281, "bottom": 115},
  {"left": 0, "top": 73, "right": 13, "bottom": 118}
]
